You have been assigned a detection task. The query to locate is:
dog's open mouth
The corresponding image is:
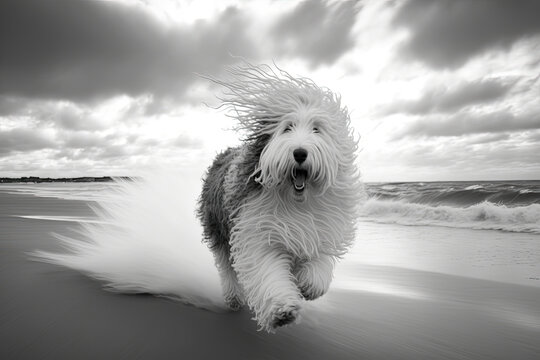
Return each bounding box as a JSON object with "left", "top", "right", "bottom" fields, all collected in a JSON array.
[{"left": 292, "top": 169, "right": 308, "bottom": 193}]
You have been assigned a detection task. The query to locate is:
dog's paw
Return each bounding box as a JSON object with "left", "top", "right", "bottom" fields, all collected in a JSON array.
[
  {"left": 270, "top": 302, "right": 301, "bottom": 329},
  {"left": 225, "top": 295, "right": 244, "bottom": 311}
]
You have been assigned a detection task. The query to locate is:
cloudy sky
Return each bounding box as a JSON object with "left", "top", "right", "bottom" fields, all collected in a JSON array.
[{"left": 1, "top": 0, "right": 539, "bottom": 181}]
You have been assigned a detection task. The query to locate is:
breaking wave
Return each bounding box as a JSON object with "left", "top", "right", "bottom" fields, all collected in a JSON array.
[
  {"left": 31, "top": 170, "right": 226, "bottom": 310},
  {"left": 365, "top": 181, "right": 540, "bottom": 207},
  {"left": 360, "top": 198, "right": 540, "bottom": 234}
]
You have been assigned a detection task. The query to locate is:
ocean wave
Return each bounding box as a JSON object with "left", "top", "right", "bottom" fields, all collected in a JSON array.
[
  {"left": 31, "top": 171, "right": 226, "bottom": 311},
  {"left": 360, "top": 198, "right": 540, "bottom": 234},
  {"left": 365, "top": 181, "right": 540, "bottom": 207},
  {"left": 464, "top": 184, "right": 484, "bottom": 190}
]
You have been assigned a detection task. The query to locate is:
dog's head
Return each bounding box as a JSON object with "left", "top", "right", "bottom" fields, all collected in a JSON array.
[{"left": 214, "top": 62, "right": 358, "bottom": 200}]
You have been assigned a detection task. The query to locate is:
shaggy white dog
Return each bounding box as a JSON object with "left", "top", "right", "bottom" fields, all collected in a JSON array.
[{"left": 198, "top": 63, "right": 363, "bottom": 332}]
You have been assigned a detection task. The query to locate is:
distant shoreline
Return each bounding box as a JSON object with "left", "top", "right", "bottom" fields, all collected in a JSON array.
[{"left": 0, "top": 176, "right": 133, "bottom": 183}]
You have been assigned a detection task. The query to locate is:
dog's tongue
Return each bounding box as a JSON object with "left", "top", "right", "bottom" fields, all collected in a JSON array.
[{"left": 294, "top": 170, "right": 306, "bottom": 190}]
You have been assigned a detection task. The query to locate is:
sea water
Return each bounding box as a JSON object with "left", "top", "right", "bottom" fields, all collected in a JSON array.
[
  {"left": 348, "top": 181, "right": 540, "bottom": 288},
  {"left": 2, "top": 179, "right": 540, "bottom": 300}
]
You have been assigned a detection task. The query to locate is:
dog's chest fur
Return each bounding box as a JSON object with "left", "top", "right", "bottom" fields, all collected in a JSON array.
[{"left": 198, "top": 144, "right": 353, "bottom": 259}]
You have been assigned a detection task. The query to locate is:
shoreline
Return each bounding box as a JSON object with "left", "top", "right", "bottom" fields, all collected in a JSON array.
[{"left": 0, "top": 176, "right": 121, "bottom": 183}]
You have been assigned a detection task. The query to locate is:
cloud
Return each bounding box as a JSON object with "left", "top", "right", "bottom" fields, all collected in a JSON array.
[
  {"left": 48, "top": 104, "right": 110, "bottom": 131},
  {"left": 57, "top": 129, "right": 202, "bottom": 160},
  {"left": 0, "top": 96, "right": 25, "bottom": 116},
  {"left": 0, "top": 96, "right": 110, "bottom": 130},
  {"left": 462, "top": 133, "right": 510, "bottom": 145},
  {"left": 272, "top": 0, "right": 361, "bottom": 66},
  {"left": 395, "top": 110, "right": 540, "bottom": 139},
  {"left": 171, "top": 135, "right": 202, "bottom": 149},
  {"left": 0, "top": 128, "right": 55, "bottom": 155},
  {"left": 55, "top": 132, "right": 147, "bottom": 161},
  {"left": 384, "top": 78, "right": 514, "bottom": 115},
  {"left": 363, "top": 131, "right": 540, "bottom": 181},
  {"left": 60, "top": 131, "right": 106, "bottom": 149},
  {"left": 524, "top": 130, "right": 540, "bottom": 143},
  {"left": 394, "top": 0, "right": 540, "bottom": 69},
  {"left": 0, "top": 0, "right": 257, "bottom": 102}
]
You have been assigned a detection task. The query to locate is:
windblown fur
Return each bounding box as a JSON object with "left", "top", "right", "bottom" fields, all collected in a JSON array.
[{"left": 198, "top": 62, "right": 363, "bottom": 332}]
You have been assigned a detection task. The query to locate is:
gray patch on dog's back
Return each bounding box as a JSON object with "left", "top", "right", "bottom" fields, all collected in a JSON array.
[
  {"left": 198, "top": 148, "right": 235, "bottom": 248},
  {"left": 198, "top": 134, "right": 269, "bottom": 249}
]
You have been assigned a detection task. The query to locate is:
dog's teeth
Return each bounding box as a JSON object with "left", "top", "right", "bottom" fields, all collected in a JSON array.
[{"left": 294, "top": 169, "right": 307, "bottom": 191}]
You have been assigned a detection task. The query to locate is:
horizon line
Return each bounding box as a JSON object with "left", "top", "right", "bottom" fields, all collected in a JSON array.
[{"left": 1, "top": 176, "right": 538, "bottom": 184}]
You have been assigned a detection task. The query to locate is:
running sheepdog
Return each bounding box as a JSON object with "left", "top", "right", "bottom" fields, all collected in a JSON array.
[{"left": 198, "top": 62, "right": 363, "bottom": 332}]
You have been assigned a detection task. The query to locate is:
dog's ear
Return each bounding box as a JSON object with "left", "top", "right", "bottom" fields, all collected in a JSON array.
[
  {"left": 245, "top": 133, "right": 270, "bottom": 170},
  {"left": 250, "top": 133, "right": 271, "bottom": 157},
  {"left": 242, "top": 132, "right": 271, "bottom": 189}
]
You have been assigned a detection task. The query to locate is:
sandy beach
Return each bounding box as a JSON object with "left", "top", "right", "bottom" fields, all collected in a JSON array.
[{"left": 1, "top": 189, "right": 540, "bottom": 359}]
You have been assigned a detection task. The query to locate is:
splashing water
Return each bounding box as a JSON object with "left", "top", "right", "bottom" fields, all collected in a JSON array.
[{"left": 32, "top": 170, "right": 226, "bottom": 310}]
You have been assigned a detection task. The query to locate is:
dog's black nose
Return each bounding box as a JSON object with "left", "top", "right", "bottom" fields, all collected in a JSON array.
[{"left": 293, "top": 148, "right": 308, "bottom": 164}]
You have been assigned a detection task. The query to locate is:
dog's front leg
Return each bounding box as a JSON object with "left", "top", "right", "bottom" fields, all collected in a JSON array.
[
  {"left": 294, "top": 255, "right": 335, "bottom": 301},
  {"left": 231, "top": 240, "right": 302, "bottom": 332}
]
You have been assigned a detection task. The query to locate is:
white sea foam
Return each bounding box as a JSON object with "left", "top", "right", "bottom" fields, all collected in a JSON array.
[
  {"left": 464, "top": 184, "right": 484, "bottom": 190},
  {"left": 2, "top": 183, "right": 118, "bottom": 201},
  {"left": 32, "top": 170, "right": 226, "bottom": 310},
  {"left": 15, "top": 215, "right": 109, "bottom": 224},
  {"left": 360, "top": 198, "right": 540, "bottom": 234}
]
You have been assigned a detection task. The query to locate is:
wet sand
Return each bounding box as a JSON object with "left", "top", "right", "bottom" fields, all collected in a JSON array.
[{"left": 1, "top": 191, "right": 539, "bottom": 359}]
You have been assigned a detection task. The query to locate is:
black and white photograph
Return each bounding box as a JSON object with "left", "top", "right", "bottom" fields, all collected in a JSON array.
[{"left": 1, "top": 0, "right": 539, "bottom": 359}]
